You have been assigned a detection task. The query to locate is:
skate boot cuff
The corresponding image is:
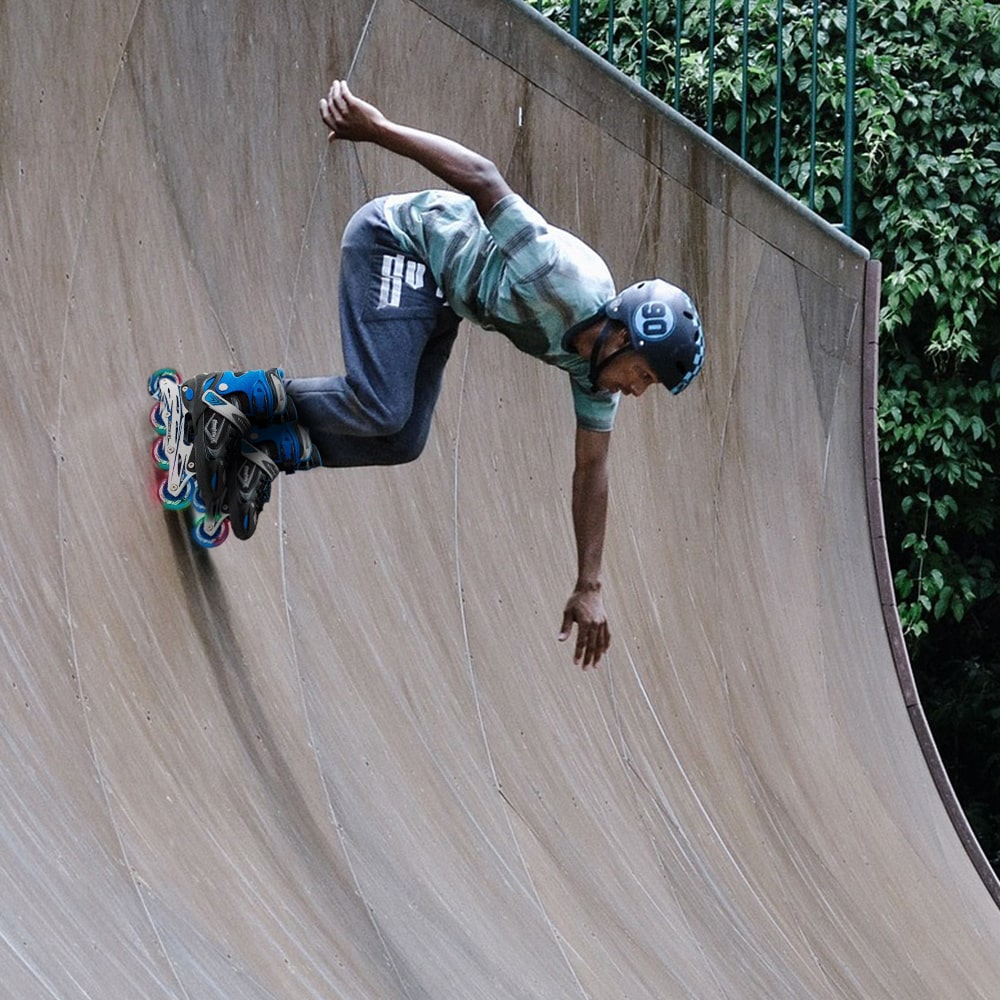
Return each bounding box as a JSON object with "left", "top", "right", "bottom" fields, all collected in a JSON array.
[
  {"left": 183, "top": 369, "right": 287, "bottom": 427},
  {"left": 250, "top": 369, "right": 287, "bottom": 421},
  {"left": 241, "top": 421, "right": 317, "bottom": 476}
]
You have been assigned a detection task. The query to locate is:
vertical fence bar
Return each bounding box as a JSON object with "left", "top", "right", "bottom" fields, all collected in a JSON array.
[
  {"left": 774, "top": 0, "right": 784, "bottom": 184},
  {"left": 674, "top": 0, "right": 684, "bottom": 109},
  {"left": 843, "top": 0, "right": 858, "bottom": 236},
  {"left": 809, "top": 0, "right": 819, "bottom": 211},
  {"left": 707, "top": 0, "right": 717, "bottom": 135},
  {"left": 641, "top": 0, "right": 649, "bottom": 89},
  {"left": 740, "top": 0, "right": 750, "bottom": 160},
  {"left": 570, "top": 0, "right": 580, "bottom": 36},
  {"left": 607, "top": 0, "right": 616, "bottom": 65}
]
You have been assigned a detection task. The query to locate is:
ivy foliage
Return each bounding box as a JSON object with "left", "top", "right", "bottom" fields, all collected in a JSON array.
[{"left": 537, "top": 0, "right": 1000, "bottom": 869}]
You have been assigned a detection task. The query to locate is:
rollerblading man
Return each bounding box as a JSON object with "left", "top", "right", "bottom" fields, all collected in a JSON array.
[{"left": 180, "top": 79, "right": 706, "bottom": 668}]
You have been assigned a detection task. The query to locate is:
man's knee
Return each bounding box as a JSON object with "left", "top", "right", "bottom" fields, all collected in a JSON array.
[
  {"left": 382, "top": 436, "right": 426, "bottom": 465},
  {"left": 381, "top": 413, "right": 434, "bottom": 465}
]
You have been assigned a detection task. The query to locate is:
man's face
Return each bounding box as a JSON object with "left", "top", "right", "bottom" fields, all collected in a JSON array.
[{"left": 595, "top": 350, "right": 659, "bottom": 397}]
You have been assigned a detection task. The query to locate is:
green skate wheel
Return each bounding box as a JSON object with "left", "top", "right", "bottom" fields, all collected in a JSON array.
[
  {"left": 157, "top": 474, "right": 195, "bottom": 511},
  {"left": 192, "top": 515, "right": 229, "bottom": 548},
  {"left": 148, "top": 368, "right": 181, "bottom": 399},
  {"left": 150, "top": 436, "right": 170, "bottom": 471},
  {"left": 149, "top": 401, "right": 167, "bottom": 435}
]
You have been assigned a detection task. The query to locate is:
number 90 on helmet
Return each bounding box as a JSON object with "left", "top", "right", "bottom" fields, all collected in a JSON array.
[{"left": 604, "top": 279, "right": 705, "bottom": 394}]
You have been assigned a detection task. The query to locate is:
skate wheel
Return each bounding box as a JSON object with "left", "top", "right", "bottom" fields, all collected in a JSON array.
[
  {"left": 192, "top": 488, "right": 207, "bottom": 515},
  {"left": 149, "top": 401, "right": 167, "bottom": 435},
  {"left": 192, "top": 515, "right": 229, "bottom": 548},
  {"left": 148, "top": 368, "right": 181, "bottom": 399},
  {"left": 151, "top": 436, "right": 170, "bottom": 470},
  {"left": 157, "top": 475, "right": 195, "bottom": 511},
  {"left": 149, "top": 470, "right": 169, "bottom": 507}
]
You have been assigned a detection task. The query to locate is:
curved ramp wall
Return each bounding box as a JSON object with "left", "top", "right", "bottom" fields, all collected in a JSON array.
[{"left": 2, "top": 0, "right": 999, "bottom": 997}]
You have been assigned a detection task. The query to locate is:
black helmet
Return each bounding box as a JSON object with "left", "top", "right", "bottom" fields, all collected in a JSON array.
[{"left": 602, "top": 279, "right": 705, "bottom": 394}]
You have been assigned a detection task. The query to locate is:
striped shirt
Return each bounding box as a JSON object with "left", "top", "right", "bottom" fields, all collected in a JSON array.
[{"left": 382, "top": 190, "right": 619, "bottom": 431}]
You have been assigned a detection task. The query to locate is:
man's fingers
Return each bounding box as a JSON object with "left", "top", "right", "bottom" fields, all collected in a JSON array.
[
  {"left": 320, "top": 81, "right": 349, "bottom": 126},
  {"left": 575, "top": 627, "right": 597, "bottom": 668},
  {"left": 319, "top": 93, "right": 338, "bottom": 136},
  {"left": 331, "top": 79, "right": 351, "bottom": 113},
  {"left": 578, "top": 623, "right": 610, "bottom": 669},
  {"left": 596, "top": 621, "right": 610, "bottom": 654}
]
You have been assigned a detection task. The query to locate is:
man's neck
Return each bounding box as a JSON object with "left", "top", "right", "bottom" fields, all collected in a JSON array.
[{"left": 571, "top": 318, "right": 610, "bottom": 360}]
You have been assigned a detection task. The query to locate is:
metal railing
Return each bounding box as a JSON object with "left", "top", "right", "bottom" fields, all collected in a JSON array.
[{"left": 530, "top": 0, "right": 858, "bottom": 236}]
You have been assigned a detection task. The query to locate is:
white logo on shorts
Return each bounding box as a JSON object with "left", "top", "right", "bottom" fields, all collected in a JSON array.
[{"left": 378, "top": 254, "right": 427, "bottom": 309}]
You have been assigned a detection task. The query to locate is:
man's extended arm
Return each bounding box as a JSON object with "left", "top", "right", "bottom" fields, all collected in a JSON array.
[
  {"left": 320, "top": 80, "right": 512, "bottom": 218},
  {"left": 323, "top": 80, "right": 611, "bottom": 668},
  {"left": 559, "top": 427, "right": 612, "bottom": 668}
]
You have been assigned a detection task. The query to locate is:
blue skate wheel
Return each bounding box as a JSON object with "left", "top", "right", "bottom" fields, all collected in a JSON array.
[
  {"left": 148, "top": 368, "right": 181, "bottom": 399},
  {"left": 192, "top": 515, "right": 229, "bottom": 548},
  {"left": 157, "top": 475, "right": 195, "bottom": 511},
  {"left": 149, "top": 402, "right": 167, "bottom": 435},
  {"left": 150, "top": 437, "right": 170, "bottom": 471}
]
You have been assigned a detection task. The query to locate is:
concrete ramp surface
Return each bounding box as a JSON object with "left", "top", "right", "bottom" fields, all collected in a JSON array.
[{"left": 3, "top": 0, "right": 1000, "bottom": 996}]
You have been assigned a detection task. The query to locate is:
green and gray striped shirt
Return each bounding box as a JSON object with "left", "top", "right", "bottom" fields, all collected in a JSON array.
[{"left": 382, "top": 190, "right": 619, "bottom": 432}]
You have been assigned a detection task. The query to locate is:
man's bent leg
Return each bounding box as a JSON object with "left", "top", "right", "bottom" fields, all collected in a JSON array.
[{"left": 290, "top": 308, "right": 459, "bottom": 468}]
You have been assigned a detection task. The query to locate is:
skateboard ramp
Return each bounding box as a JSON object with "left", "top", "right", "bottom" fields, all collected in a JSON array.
[{"left": 3, "top": 0, "right": 1000, "bottom": 996}]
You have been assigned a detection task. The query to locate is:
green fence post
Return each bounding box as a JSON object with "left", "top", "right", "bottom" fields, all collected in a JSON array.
[
  {"left": 774, "top": 0, "right": 784, "bottom": 185},
  {"left": 707, "top": 0, "right": 717, "bottom": 135},
  {"left": 740, "top": 0, "right": 750, "bottom": 161},
  {"left": 843, "top": 0, "right": 857, "bottom": 236},
  {"left": 607, "top": 0, "right": 616, "bottom": 65},
  {"left": 641, "top": 0, "right": 649, "bottom": 89},
  {"left": 673, "top": 0, "right": 684, "bottom": 109},
  {"left": 809, "top": 0, "right": 819, "bottom": 212}
]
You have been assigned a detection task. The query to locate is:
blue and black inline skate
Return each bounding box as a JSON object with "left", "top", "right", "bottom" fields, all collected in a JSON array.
[
  {"left": 180, "top": 368, "right": 288, "bottom": 513},
  {"left": 147, "top": 367, "right": 317, "bottom": 547}
]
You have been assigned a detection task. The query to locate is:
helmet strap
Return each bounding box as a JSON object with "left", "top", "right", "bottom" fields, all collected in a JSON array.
[{"left": 588, "top": 320, "right": 632, "bottom": 392}]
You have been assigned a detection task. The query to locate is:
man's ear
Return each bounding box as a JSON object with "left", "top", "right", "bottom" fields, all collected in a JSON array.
[{"left": 609, "top": 322, "right": 631, "bottom": 350}]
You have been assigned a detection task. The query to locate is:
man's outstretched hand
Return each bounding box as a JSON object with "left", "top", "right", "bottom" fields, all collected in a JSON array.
[
  {"left": 559, "top": 586, "right": 611, "bottom": 669},
  {"left": 320, "top": 80, "right": 386, "bottom": 143},
  {"left": 318, "top": 78, "right": 510, "bottom": 218}
]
